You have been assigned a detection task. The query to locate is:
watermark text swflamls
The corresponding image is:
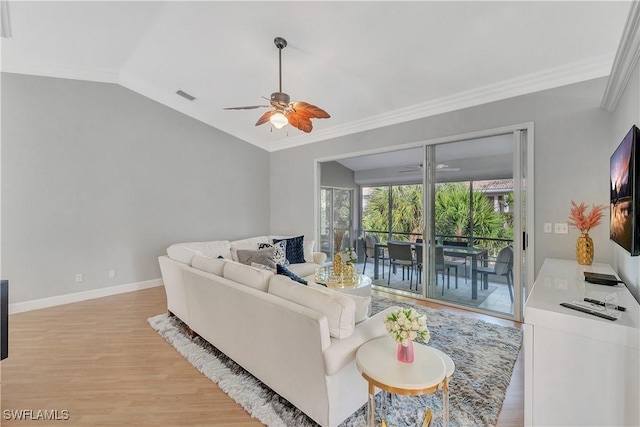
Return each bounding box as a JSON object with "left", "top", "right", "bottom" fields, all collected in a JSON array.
[{"left": 3, "top": 409, "right": 70, "bottom": 421}]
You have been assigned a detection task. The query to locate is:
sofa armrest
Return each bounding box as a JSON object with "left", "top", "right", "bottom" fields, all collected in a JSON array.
[
  {"left": 313, "top": 251, "right": 327, "bottom": 266},
  {"left": 322, "top": 306, "right": 399, "bottom": 376},
  {"left": 158, "top": 255, "right": 191, "bottom": 325}
]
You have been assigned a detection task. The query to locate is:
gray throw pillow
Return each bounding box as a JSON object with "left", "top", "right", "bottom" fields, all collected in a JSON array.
[{"left": 236, "top": 247, "right": 276, "bottom": 269}]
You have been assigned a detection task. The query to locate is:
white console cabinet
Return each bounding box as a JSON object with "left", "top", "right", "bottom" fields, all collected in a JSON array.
[{"left": 524, "top": 258, "right": 639, "bottom": 427}]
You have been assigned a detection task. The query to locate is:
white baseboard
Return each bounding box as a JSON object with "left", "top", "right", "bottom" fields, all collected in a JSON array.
[{"left": 9, "top": 278, "right": 164, "bottom": 314}]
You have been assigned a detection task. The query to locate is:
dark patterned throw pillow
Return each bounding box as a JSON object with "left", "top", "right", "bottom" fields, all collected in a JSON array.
[
  {"left": 273, "top": 235, "right": 306, "bottom": 264},
  {"left": 276, "top": 263, "right": 308, "bottom": 285},
  {"left": 258, "top": 241, "right": 288, "bottom": 266}
]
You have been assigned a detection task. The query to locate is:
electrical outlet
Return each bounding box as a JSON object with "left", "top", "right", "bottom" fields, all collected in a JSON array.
[
  {"left": 75, "top": 273, "right": 83, "bottom": 283},
  {"left": 544, "top": 223, "right": 552, "bottom": 233},
  {"left": 108, "top": 269, "right": 116, "bottom": 278},
  {"left": 554, "top": 223, "right": 568, "bottom": 234}
]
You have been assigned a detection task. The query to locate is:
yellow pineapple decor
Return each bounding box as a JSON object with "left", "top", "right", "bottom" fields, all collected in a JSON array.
[
  {"left": 568, "top": 201, "right": 606, "bottom": 266},
  {"left": 333, "top": 230, "right": 346, "bottom": 275}
]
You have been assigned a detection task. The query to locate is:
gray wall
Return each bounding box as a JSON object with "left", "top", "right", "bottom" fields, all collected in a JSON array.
[
  {"left": 2, "top": 73, "right": 271, "bottom": 303},
  {"left": 320, "top": 161, "right": 356, "bottom": 188},
  {"left": 271, "top": 77, "right": 613, "bottom": 282},
  {"left": 5, "top": 71, "right": 636, "bottom": 305},
  {"left": 610, "top": 63, "right": 640, "bottom": 302}
]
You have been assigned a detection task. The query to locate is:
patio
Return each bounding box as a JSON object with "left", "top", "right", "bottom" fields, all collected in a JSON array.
[{"left": 354, "top": 258, "right": 515, "bottom": 315}]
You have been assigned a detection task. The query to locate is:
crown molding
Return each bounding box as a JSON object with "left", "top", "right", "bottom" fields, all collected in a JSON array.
[
  {"left": 601, "top": 1, "right": 640, "bottom": 112},
  {"left": 269, "top": 54, "right": 614, "bottom": 152}
]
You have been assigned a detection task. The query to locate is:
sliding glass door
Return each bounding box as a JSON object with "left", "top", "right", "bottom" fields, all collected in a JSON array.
[
  {"left": 321, "top": 125, "right": 532, "bottom": 321},
  {"left": 360, "top": 147, "right": 425, "bottom": 295},
  {"left": 425, "top": 135, "right": 516, "bottom": 316}
]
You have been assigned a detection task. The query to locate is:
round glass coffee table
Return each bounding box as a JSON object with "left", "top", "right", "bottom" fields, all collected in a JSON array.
[
  {"left": 309, "top": 271, "right": 372, "bottom": 297},
  {"left": 356, "top": 336, "right": 455, "bottom": 426}
]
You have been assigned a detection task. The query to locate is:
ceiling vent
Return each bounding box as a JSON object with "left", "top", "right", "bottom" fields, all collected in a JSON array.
[{"left": 176, "top": 90, "right": 196, "bottom": 101}]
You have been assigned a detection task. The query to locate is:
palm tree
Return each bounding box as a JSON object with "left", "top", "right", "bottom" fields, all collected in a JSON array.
[
  {"left": 363, "top": 183, "right": 511, "bottom": 253},
  {"left": 362, "top": 185, "right": 423, "bottom": 242},
  {"left": 435, "top": 182, "right": 510, "bottom": 254}
]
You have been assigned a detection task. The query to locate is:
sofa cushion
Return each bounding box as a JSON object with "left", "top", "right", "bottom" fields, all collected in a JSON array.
[
  {"left": 258, "top": 240, "right": 288, "bottom": 266},
  {"left": 223, "top": 262, "right": 273, "bottom": 292},
  {"left": 268, "top": 275, "right": 355, "bottom": 339},
  {"left": 236, "top": 247, "right": 276, "bottom": 269},
  {"left": 191, "top": 254, "right": 228, "bottom": 276},
  {"left": 276, "top": 263, "right": 307, "bottom": 285},
  {"left": 273, "top": 235, "right": 306, "bottom": 264},
  {"left": 309, "top": 282, "right": 371, "bottom": 324},
  {"left": 287, "top": 262, "right": 321, "bottom": 278},
  {"left": 251, "top": 262, "right": 276, "bottom": 272},
  {"left": 304, "top": 240, "right": 315, "bottom": 263},
  {"left": 166, "top": 241, "right": 232, "bottom": 265},
  {"left": 230, "top": 236, "right": 269, "bottom": 261}
]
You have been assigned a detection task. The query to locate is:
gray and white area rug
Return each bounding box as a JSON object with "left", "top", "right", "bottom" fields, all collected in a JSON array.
[{"left": 148, "top": 296, "right": 522, "bottom": 427}]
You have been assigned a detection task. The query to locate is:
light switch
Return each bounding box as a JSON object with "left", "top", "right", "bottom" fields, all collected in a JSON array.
[{"left": 554, "top": 223, "right": 568, "bottom": 234}]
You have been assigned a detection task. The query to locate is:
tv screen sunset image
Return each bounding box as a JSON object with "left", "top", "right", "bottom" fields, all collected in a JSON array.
[{"left": 610, "top": 131, "right": 634, "bottom": 252}]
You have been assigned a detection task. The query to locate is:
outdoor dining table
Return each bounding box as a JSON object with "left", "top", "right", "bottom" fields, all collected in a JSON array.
[{"left": 373, "top": 242, "right": 489, "bottom": 299}]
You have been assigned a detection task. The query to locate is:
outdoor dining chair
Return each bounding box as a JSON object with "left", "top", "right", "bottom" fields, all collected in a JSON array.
[
  {"left": 473, "top": 246, "right": 514, "bottom": 302},
  {"left": 435, "top": 246, "right": 463, "bottom": 294},
  {"left": 387, "top": 242, "right": 417, "bottom": 289},
  {"left": 442, "top": 240, "right": 470, "bottom": 283},
  {"left": 363, "top": 234, "right": 387, "bottom": 278}
]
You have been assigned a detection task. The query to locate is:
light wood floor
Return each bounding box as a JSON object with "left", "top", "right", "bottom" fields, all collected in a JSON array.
[{"left": 1, "top": 286, "right": 523, "bottom": 426}]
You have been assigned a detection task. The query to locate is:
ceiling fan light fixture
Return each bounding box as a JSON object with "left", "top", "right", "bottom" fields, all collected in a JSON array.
[
  {"left": 269, "top": 111, "right": 288, "bottom": 129},
  {"left": 224, "top": 36, "right": 330, "bottom": 134}
]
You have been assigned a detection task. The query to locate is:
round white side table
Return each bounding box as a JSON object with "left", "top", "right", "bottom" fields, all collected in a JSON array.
[
  {"left": 307, "top": 273, "right": 373, "bottom": 297},
  {"left": 356, "top": 336, "right": 455, "bottom": 427}
]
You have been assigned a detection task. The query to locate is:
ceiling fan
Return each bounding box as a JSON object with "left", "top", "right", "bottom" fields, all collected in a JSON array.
[
  {"left": 224, "top": 37, "right": 330, "bottom": 133},
  {"left": 398, "top": 163, "right": 460, "bottom": 173}
]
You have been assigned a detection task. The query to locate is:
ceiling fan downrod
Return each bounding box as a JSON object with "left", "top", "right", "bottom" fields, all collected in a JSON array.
[{"left": 274, "top": 36, "right": 287, "bottom": 94}]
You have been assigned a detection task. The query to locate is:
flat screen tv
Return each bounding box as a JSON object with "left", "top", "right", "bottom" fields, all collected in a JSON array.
[{"left": 610, "top": 125, "right": 640, "bottom": 256}]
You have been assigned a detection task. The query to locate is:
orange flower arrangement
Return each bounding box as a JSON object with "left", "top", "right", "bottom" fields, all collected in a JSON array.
[{"left": 568, "top": 201, "right": 607, "bottom": 232}]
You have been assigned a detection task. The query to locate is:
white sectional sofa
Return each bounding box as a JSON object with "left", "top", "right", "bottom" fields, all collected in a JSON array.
[{"left": 158, "top": 236, "right": 397, "bottom": 427}]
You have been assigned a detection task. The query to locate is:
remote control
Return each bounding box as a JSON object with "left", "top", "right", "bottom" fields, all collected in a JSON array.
[
  {"left": 583, "top": 298, "right": 627, "bottom": 312},
  {"left": 560, "top": 302, "right": 618, "bottom": 321}
]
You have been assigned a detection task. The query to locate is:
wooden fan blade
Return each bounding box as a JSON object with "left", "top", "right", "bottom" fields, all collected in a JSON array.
[
  {"left": 255, "top": 110, "right": 274, "bottom": 126},
  {"left": 287, "top": 112, "right": 313, "bottom": 133},
  {"left": 223, "top": 105, "right": 269, "bottom": 110},
  {"left": 287, "top": 112, "right": 299, "bottom": 129},
  {"left": 289, "top": 101, "right": 330, "bottom": 119}
]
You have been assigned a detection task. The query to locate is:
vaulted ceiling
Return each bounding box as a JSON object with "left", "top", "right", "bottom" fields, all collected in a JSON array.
[{"left": 1, "top": 1, "right": 631, "bottom": 151}]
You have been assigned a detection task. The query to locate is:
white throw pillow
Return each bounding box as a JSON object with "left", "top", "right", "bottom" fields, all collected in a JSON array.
[
  {"left": 191, "top": 254, "right": 227, "bottom": 276},
  {"left": 309, "top": 282, "right": 371, "bottom": 323},
  {"left": 268, "top": 275, "right": 356, "bottom": 339}
]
